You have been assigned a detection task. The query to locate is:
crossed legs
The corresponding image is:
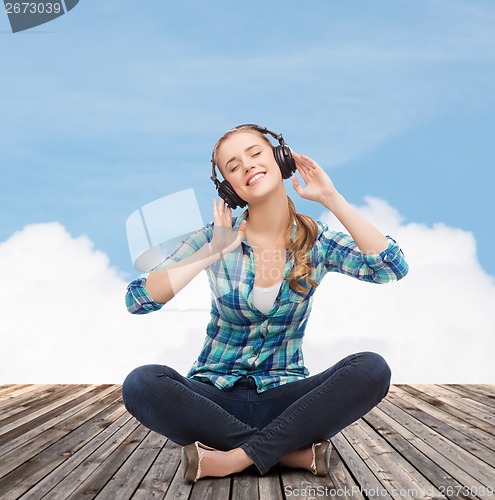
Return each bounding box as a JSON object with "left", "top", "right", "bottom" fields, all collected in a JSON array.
[{"left": 122, "top": 351, "right": 391, "bottom": 478}]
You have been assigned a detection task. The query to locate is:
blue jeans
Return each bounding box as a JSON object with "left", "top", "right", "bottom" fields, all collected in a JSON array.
[{"left": 122, "top": 351, "right": 391, "bottom": 474}]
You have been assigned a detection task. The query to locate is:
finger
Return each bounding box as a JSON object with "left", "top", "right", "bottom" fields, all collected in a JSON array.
[
  {"left": 216, "top": 199, "right": 227, "bottom": 221},
  {"left": 225, "top": 205, "right": 232, "bottom": 225},
  {"left": 291, "top": 152, "right": 305, "bottom": 168},
  {"left": 295, "top": 155, "right": 312, "bottom": 171},
  {"left": 222, "top": 199, "right": 231, "bottom": 217},
  {"left": 213, "top": 199, "right": 224, "bottom": 223},
  {"left": 238, "top": 220, "right": 247, "bottom": 235},
  {"left": 299, "top": 154, "right": 320, "bottom": 170},
  {"left": 234, "top": 220, "right": 247, "bottom": 245},
  {"left": 294, "top": 153, "right": 313, "bottom": 179},
  {"left": 295, "top": 162, "right": 310, "bottom": 183},
  {"left": 292, "top": 175, "right": 304, "bottom": 196},
  {"left": 222, "top": 201, "right": 232, "bottom": 225}
]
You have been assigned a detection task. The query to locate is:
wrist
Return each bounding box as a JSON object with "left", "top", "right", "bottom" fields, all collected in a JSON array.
[
  {"left": 208, "top": 242, "right": 224, "bottom": 260},
  {"left": 320, "top": 191, "right": 344, "bottom": 212}
]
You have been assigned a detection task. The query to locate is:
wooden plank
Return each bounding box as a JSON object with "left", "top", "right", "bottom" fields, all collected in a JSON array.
[
  {"left": 364, "top": 406, "right": 477, "bottom": 500},
  {"left": 0, "top": 384, "right": 16, "bottom": 391},
  {"left": 327, "top": 438, "right": 366, "bottom": 500},
  {"left": 231, "top": 469, "right": 261, "bottom": 500},
  {"left": 38, "top": 415, "right": 141, "bottom": 500},
  {"left": 398, "top": 385, "right": 495, "bottom": 444},
  {"left": 258, "top": 472, "right": 284, "bottom": 500},
  {"left": 94, "top": 430, "right": 168, "bottom": 499},
  {"left": 446, "top": 385, "right": 495, "bottom": 409},
  {"left": 0, "top": 384, "right": 34, "bottom": 397},
  {"left": 414, "top": 384, "right": 495, "bottom": 430},
  {"left": 380, "top": 397, "right": 494, "bottom": 493},
  {"left": 65, "top": 424, "right": 151, "bottom": 499},
  {"left": 0, "top": 385, "right": 82, "bottom": 427},
  {"left": 341, "top": 419, "right": 444, "bottom": 499},
  {"left": 0, "top": 391, "right": 124, "bottom": 497},
  {"left": 0, "top": 385, "right": 58, "bottom": 421},
  {"left": 280, "top": 466, "right": 337, "bottom": 500},
  {"left": 476, "top": 384, "right": 495, "bottom": 393},
  {"left": 0, "top": 384, "right": 52, "bottom": 409},
  {"left": 439, "top": 385, "right": 495, "bottom": 414},
  {"left": 388, "top": 387, "right": 495, "bottom": 466},
  {"left": 132, "top": 440, "right": 182, "bottom": 500},
  {"left": 0, "top": 424, "right": 68, "bottom": 481},
  {"left": 0, "top": 383, "right": 53, "bottom": 403},
  {"left": 420, "top": 384, "right": 495, "bottom": 425},
  {"left": 0, "top": 385, "right": 118, "bottom": 458},
  {"left": 331, "top": 432, "right": 392, "bottom": 500},
  {"left": 0, "top": 384, "right": 493, "bottom": 499},
  {"left": 18, "top": 410, "right": 132, "bottom": 499},
  {"left": 161, "top": 447, "right": 194, "bottom": 500},
  {"left": 189, "top": 476, "right": 232, "bottom": 500},
  {"left": 377, "top": 398, "right": 491, "bottom": 496},
  {"left": 0, "top": 385, "right": 115, "bottom": 444}
]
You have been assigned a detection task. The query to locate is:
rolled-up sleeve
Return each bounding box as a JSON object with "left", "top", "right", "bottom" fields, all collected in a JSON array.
[
  {"left": 361, "top": 236, "right": 409, "bottom": 283},
  {"left": 124, "top": 222, "right": 214, "bottom": 314},
  {"left": 322, "top": 227, "right": 409, "bottom": 284},
  {"left": 125, "top": 275, "right": 165, "bottom": 314}
]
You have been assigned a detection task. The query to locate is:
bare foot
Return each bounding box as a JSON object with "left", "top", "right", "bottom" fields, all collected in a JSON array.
[
  {"left": 198, "top": 448, "right": 254, "bottom": 479},
  {"left": 279, "top": 446, "right": 314, "bottom": 472}
]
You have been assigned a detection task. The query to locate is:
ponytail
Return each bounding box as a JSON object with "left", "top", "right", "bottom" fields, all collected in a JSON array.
[{"left": 286, "top": 196, "right": 318, "bottom": 294}]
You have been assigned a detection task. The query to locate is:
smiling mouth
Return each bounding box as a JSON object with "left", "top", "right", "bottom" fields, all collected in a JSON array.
[{"left": 247, "top": 173, "right": 265, "bottom": 186}]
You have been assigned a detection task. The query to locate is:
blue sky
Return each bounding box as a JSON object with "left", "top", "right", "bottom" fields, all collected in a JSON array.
[{"left": 1, "top": 0, "right": 493, "bottom": 279}]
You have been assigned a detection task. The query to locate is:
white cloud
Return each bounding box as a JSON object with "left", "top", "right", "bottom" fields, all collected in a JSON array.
[
  {"left": 1, "top": 202, "right": 494, "bottom": 384},
  {"left": 305, "top": 196, "right": 495, "bottom": 382},
  {"left": 0, "top": 223, "right": 208, "bottom": 384}
]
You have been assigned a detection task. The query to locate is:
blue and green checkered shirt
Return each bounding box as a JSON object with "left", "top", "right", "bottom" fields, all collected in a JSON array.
[{"left": 126, "top": 209, "right": 409, "bottom": 393}]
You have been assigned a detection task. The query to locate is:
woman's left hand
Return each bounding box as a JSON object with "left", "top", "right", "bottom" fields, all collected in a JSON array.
[{"left": 291, "top": 152, "right": 338, "bottom": 204}]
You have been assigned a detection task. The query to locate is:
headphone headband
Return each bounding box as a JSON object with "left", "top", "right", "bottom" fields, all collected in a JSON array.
[{"left": 230, "top": 124, "right": 286, "bottom": 146}]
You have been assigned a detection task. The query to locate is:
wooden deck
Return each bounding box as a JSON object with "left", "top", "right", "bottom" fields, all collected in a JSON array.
[{"left": 0, "top": 384, "right": 494, "bottom": 499}]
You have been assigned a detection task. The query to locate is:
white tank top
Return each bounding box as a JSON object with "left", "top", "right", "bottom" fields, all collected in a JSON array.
[{"left": 252, "top": 280, "right": 283, "bottom": 315}]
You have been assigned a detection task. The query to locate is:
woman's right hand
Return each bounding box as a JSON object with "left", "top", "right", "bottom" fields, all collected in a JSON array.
[{"left": 210, "top": 198, "right": 247, "bottom": 256}]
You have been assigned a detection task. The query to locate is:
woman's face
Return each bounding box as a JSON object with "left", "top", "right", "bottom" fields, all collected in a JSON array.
[{"left": 216, "top": 131, "right": 282, "bottom": 205}]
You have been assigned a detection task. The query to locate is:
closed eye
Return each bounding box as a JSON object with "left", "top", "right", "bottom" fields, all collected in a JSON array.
[{"left": 230, "top": 148, "right": 262, "bottom": 172}]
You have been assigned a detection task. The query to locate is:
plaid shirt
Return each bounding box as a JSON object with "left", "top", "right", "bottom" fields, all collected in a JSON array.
[{"left": 126, "top": 209, "right": 409, "bottom": 393}]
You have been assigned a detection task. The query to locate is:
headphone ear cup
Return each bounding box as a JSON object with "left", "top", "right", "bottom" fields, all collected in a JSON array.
[
  {"left": 273, "top": 145, "right": 297, "bottom": 179},
  {"left": 217, "top": 180, "right": 247, "bottom": 209}
]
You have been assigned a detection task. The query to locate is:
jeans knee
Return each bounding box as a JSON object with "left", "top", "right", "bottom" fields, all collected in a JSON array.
[
  {"left": 122, "top": 364, "right": 158, "bottom": 414},
  {"left": 359, "top": 351, "right": 392, "bottom": 398}
]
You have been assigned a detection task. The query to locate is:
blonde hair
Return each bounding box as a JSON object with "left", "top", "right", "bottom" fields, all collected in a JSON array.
[
  {"left": 286, "top": 196, "right": 319, "bottom": 294},
  {"left": 213, "top": 125, "right": 319, "bottom": 294}
]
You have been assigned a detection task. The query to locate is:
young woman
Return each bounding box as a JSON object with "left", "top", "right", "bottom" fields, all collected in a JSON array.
[{"left": 123, "top": 124, "right": 409, "bottom": 482}]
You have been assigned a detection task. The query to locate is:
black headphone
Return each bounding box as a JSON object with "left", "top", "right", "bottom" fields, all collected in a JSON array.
[{"left": 210, "top": 124, "right": 297, "bottom": 209}]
